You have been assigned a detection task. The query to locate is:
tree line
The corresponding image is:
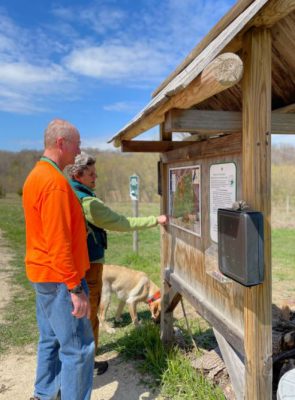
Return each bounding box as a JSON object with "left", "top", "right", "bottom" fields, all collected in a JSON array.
[
  {"left": 0, "top": 144, "right": 294, "bottom": 206},
  {"left": 0, "top": 149, "right": 160, "bottom": 202}
]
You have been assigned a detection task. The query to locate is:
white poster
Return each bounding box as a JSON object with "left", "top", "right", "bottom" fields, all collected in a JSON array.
[{"left": 210, "top": 163, "right": 236, "bottom": 242}]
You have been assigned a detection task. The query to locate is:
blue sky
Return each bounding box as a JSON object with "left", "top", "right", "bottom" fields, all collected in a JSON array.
[{"left": 0, "top": 0, "right": 293, "bottom": 151}]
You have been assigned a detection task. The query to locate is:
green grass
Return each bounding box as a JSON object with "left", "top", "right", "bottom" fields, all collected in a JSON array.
[
  {"left": 161, "top": 350, "right": 224, "bottom": 400},
  {"left": 104, "top": 201, "right": 162, "bottom": 284},
  {"left": 99, "top": 321, "right": 224, "bottom": 399},
  {"left": 272, "top": 228, "right": 295, "bottom": 302},
  {"left": 272, "top": 228, "right": 295, "bottom": 271},
  {"left": 0, "top": 195, "right": 294, "bottom": 398},
  {"left": 0, "top": 194, "right": 38, "bottom": 352}
]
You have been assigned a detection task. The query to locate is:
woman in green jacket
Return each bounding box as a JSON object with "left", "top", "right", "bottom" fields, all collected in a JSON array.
[{"left": 67, "top": 152, "right": 167, "bottom": 375}]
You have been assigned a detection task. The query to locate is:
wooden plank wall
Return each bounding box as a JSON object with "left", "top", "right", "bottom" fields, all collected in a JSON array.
[{"left": 161, "top": 133, "right": 245, "bottom": 352}]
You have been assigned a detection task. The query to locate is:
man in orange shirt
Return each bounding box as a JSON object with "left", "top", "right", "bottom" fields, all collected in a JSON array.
[{"left": 23, "top": 119, "right": 95, "bottom": 400}]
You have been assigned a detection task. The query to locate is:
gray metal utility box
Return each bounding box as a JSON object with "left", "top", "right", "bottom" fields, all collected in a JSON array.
[{"left": 217, "top": 208, "right": 264, "bottom": 286}]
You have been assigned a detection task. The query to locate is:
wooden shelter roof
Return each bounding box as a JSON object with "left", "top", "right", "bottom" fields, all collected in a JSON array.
[{"left": 109, "top": 0, "right": 295, "bottom": 147}]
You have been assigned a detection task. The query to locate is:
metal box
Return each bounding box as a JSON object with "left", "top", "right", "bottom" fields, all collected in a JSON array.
[{"left": 217, "top": 208, "right": 264, "bottom": 286}]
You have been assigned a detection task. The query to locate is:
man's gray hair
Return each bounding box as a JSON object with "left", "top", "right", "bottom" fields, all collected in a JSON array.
[
  {"left": 67, "top": 152, "right": 96, "bottom": 178},
  {"left": 44, "top": 119, "right": 79, "bottom": 148}
]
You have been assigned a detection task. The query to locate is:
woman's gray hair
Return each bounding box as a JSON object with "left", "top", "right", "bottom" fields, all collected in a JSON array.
[{"left": 67, "top": 152, "right": 96, "bottom": 178}]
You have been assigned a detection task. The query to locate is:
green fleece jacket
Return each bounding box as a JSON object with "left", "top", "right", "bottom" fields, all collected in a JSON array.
[{"left": 82, "top": 196, "right": 158, "bottom": 262}]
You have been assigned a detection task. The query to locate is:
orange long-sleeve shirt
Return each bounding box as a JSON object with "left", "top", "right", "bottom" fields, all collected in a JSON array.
[{"left": 23, "top": 159, "right": 90, "bottom": 289}]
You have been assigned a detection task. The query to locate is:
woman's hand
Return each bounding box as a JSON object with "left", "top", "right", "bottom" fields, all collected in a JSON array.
[{"left": 157, "top": 215, "right": 168, "bottom": 225}]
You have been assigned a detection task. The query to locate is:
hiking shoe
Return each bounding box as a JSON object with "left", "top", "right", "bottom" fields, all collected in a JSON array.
[{"left": 94, "top": 360, "right": 108, "bottom": 375}]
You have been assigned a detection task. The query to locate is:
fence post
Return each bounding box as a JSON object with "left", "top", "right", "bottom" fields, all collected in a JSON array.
[
  {"left": 132, "top": 198, "right": 139, "bottom": 253},
  {"left": 286, "top": 195, "right": 290, "bottom": 214},
  {"left": 130, "top": 174, "right": 139, "bottom": 253}
]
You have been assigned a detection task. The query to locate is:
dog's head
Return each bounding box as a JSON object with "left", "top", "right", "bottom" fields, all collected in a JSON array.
[
  {"left": 149, "top": 298, "right": 161, "bottom": 323},
  {"left": 147, "top": 291, "right": 161, "bottom": 323}
]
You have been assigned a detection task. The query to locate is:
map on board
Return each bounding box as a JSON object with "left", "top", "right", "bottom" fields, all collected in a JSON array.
[{"left": 169, "top": 165, "right": 201, "bottom": 236}]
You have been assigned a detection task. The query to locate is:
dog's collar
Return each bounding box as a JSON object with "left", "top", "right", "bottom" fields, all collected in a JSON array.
[{"left": 147, "top": 291, "right": 161, "bottom": 304}]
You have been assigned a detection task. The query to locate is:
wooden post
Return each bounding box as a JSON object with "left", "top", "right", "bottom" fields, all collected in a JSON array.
[
  {"left": 286, "top": 195, "right": 290, "bottom": 214},
  {"left": 159, "top": 123, "right": 174, "bottom": 346},
  {"left": 129, "top": 174, "right": 139, "bottom": 253},
  {"left": 132, "top": 199, "right": 139, "bottom": 253},
  {"left": 242, "top": 28, "right": 272, "bottom": 399}
]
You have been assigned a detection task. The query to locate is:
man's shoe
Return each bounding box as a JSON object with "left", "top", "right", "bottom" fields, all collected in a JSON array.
[
  {"left": 29, "top": 397, "right": 41, "bottom": 400},
  {"left": 94, "top": 360, "right": 108, "bottom": 375}
]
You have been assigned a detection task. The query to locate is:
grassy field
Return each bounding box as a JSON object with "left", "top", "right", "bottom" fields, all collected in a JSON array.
[
  {"left": 0, "top": 194, "right": 294, "bottom": 399},
  {"left": 0, "top": 194, "right": 38, "bottom": 352},
  {"left": 272, "top": 228, "right": 295, "bottom": 304}
]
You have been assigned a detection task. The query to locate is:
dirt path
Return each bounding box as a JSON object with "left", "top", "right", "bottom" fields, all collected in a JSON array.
[
  {"left": 0, "top": 230, "right": 161, "bottom": 400},
  {"left": 92, "top": 353, "right": 159, "bottom": 400},
  {"left": 0, "top": 347, "right": 160, "bottom": 399},
  {"left": 0, "top": 230, "right": 14, "bottom": 323}
]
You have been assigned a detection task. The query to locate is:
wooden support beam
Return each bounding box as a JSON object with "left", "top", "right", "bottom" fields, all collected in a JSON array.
[
  {"left": 112, "top": 53, "right": 243, "bottom": 147},
  {"left": 167, "top": 271, "right": 244, "bottom": 355},
  {"left": 160, "top": 278, "right": 175, "bottom": 346},
  {"left": 160, "top": 158, "right": 175, "bottom": 345},
  {"left": 165, "top": 109, "right": 241, "bottom": 133},
  {"left": 161, "top": 132, "right": 242, "bottom": 164},
  {"left": 121, "top": 140, "right": 191, "bottom": 153},
  {"left": 271, "top": 113, "right": 295, "bottom": 134},
  {"left": 164, "top": 109, "right": 295, "bottom": 135},
  {"left": 252, "top": 0, "right": 295, "bottom": 27},
  {"left": 164, "top": 286, "right": 182, "bottom": 313},
  {"left": 160, "top": 121, "right": 172, "bottom": 141},
  {"left": 273, "top": 103, "right": 295, "bottom": 113},
  {"left": 242, "top": 28, "right": 272, "bottom": 399}
]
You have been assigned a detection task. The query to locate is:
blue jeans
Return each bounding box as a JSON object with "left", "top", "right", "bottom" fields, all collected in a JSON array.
[{"left": 33, "top": 279, "right": 95, "bottom": 400}]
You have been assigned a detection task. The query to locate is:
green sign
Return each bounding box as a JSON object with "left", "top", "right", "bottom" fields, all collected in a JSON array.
[{"left": 129, "top": 174, "right": 139, "bottom": 200}]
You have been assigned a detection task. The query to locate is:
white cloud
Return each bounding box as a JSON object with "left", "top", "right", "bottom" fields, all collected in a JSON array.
[
  {"left": 0, "top": 1, "right": 237, "bottom": 115},
  {"left": 0, "top": 61, "right": 74, "bottom": 114},
  {"left": 0, "top": 62, "right": 69, "bottom": 86},
  {"left": 0, "top": 10, "right": 77, "bottom": 113},
  {"left": 65, "top": 42, "right": 169, "bottom": 83},
  {"left": 62, "top": 0, "right": 236, "bottom": 85}
]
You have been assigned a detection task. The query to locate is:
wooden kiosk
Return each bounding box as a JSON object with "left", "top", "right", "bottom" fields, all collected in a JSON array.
[{"left": 109, "top": 1, "right": 295, "bottom": 398}]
